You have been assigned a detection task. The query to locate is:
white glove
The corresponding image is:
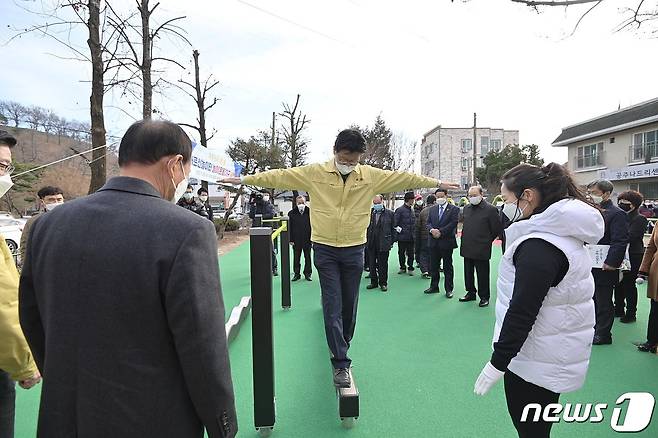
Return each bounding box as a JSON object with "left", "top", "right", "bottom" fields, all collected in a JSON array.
[
  {"left": 474, "top": 362, "right": 505, "bottom": 396},
  {"left": 395, "top": 226, "right": 402, "bottom": 233}
]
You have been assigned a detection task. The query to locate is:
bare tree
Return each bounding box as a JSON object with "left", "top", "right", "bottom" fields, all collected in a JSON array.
[
  {"left": 25, "top": 106, "right": 46, "bottom": 130},
  {"left": 279, "top": 94, "right": 310, "bottom": 168},
  {"left": 106, "top": 0, "right": 190, "bottom": 119},
  {"left": 1, "top": 101, "right": 27, "bottom": 127}
]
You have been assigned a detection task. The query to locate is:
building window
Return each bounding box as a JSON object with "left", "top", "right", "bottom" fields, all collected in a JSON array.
[
  {"left": 632, "top": 182, "right": 658, "bottom": 200},
  {"left": 461, "top": 158, "right": 469, "bottom": 171},
  {"left": 461, "top": 139, "right": 472, "bottom": 152},
  {"left": 490, "top": 139, "right": 501, "bottom": 151},
  {"left": 631, "top": 129, "right": 658, "bottom": 162},
  {"left": 576, "top": 142, "right": 604, "bottom": 169},
  {"left": 461, "top": 175, "right": 469, "bottom": 189}
]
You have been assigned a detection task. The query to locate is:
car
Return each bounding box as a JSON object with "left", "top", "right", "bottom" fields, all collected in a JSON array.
[{"left": 0, "top": 222, "right": 22, "bottom": 259}]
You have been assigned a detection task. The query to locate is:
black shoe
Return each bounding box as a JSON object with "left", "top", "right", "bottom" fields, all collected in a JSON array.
[
  {"left": 620, "top": 314, "right": 636, "bottom": 323},
  {"left": 408, "top": 270, "right": 414, "bottom": 276},
  {"left": 305, "top": 275, "right": 312, "bottom": 281},
  {"left": 593, "top": 336, "right": 612, "bottom": 345},
  {"left": 292, "top": 274, "right": 301, "bottom": 282},
  {"left": 365, "top": 273, "right": 371, "bottom": 279},
  {"left": 273, "top": 270, "right": 278, "bottom": 277},
  {"left": 614, "top": 309, "right": 625, "bottom": 318},
  {"left": 421, "top": 272, "right": 430, "bottom": 279},
  {"left": 479, "top": 299, "right": 489, "bottom": 307},
  {"left": 366, "top": 284, "right": 378, "bottom": 290},
  {"left": 380, "top": 285, "right": 388, "bottom": 292},
  {"left": 424, "top": 288, "right": 440, "bottom": 294},
  {"left": 364, "top": 267, "right": 370, "bottom": 272},
  {"left": 333, "top": 368, "right": 351, "bottom": 388},
  {"left": 459, "top": 294, "right": 477, "bottom": 302},
  {"left": 398, "top": 269, "right": 407, "bottom": 274},
  {"left": 446, "top": 290, "right": 454, "bottom": 299},
  {"left": 637, "top": 342, "right": 657, "bottom": 353}
]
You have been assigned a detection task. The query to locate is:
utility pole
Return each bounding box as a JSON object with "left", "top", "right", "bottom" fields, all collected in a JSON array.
[
  {"left": 473, "top": 112, "right": 477, "bottom": 186},
  {"left": 271, "top": 111, "right": 276, "bottom": 201}
]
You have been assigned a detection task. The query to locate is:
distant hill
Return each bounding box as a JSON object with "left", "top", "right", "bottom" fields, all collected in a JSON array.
[{"left": 0, "top": 124, "right": 120, "bottom": 214}]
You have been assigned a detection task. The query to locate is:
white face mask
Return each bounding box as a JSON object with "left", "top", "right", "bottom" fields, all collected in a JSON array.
[
  {"left": 44, "top": 202, "right": 63, "bottom": 212},
  {"left": 0, "top": 174, "right": 14, "bottom": 198},
  {"left": 183, "top": 192, "right": 194, "bottom": 201},
  {"left": 436, "top": 197, "right": 447, "bottom": 206},
  {"left": 199, "top": 195, "right": 208, "bottom": 203},
  {"left": 297, "top": 204, "right": 305, "bottom": 212},
  {"left": 469, "top": 196, "right": 482, "bottom": 205},
  {"left": 502, "top": 200, "right": 527, "bottom": 223},
  {"left": 416, "top": 200, "right": 424, "bottom": 207},
  {"left": 335, "top": 160, "right": 356, "bottom": 175},
  {"left": 171, "top": 162, "right": 188, "bottom": 203},
  {"left": 590, "top": 195, "right": 603, "bottom": 204}
]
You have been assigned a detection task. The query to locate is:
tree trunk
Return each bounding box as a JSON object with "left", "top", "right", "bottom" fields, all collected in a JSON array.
[
  {"left": 141, "top": 0, "right": 152, "bottom": 119},
  {"left": 218, "top": 185, "right": 244, "bottom": 239},
  {"left": 193, "top": 49, "right": 208, "bottom": 191},
  {"left": 87, "top": 0, "right": 107, "bottom": 194}
]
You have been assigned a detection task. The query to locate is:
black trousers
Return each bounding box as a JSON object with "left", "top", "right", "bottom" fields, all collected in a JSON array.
[
  {"left": 648, "top": 299, "right": 658, "bottom": 344},
  {"left": 417, "top": 239, "right": 430, "bottom": 273},
  {"left": 429, "top": 246, "right": 454, "bottom": 292},
  {"left": 398, "top": 241, "right": 415, "bottom": 270},
  {"left": 367, "top": 246, "right": 390, "bottom": 286},
  {"left": 293, "top": 243, "right": 312, "bottom": 277},
  {"left": 614, "top": 253, "right": 642, "bottom": 316},
  {"left": 594, "top": 282, "right": 615, "bottom": 340},
  {"left": 0, "top": 369, "right": 15, "bottom": 438},
  {"left": 313, "top": 243, "right": 364, "bottom": 369},
  {"left": 505, "top": 371, "right": 560, "bottom": 438},
  {"left": 463, "top": 257, "right": 491, "bottom": 300}
]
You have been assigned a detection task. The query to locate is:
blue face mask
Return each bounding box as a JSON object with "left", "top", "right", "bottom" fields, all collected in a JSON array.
[{"left": 373, "top": 204, "right": 384, "bottom": 211}]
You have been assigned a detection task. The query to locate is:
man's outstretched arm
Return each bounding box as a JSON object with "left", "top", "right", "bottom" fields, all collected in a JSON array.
[
  {"left": 219, "top": 166, "right": 311, "bottom": 191},
  {"left": 370, "top": 167, "right": 458, "bottom": 193}
]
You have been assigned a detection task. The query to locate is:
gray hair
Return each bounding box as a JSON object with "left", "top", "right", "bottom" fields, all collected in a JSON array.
[
  {"left": 469, "top": 185, "right": 484, "bottom": 194},
  {"left": 587, "top": 179, "right": 614, "bottom": 194}
]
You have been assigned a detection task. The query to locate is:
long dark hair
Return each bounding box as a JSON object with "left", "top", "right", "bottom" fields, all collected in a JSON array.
[{"left": 501, "top": 162, "right": 596, "bottom": 214}]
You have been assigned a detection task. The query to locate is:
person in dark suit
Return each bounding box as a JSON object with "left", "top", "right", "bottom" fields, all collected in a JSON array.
[
  {"left": 288, "top": 195, "right": 312, "bottom": 281},
  {"left": 249, "top": 191, "right": 278, "bottom": 276},
  {"left": 416, "top": 194, "right": 436, "bottom": 278},
  {"left": 366, "top": 195, "right": 395, "bottom": 292},
  {"left": 424, "top": 188, "right": 459, "bottom": 298},
  {"left": 196, "top": 187, "right": 214, "bottom": 222},
  {"left": 614, "top": 190, "right": 648, "bottom": 323},
  {"left": 459, "top": 186, "right": 503, "bottom": 307},
  {"left": 587, "top": 179, "right": 629, "bottom": 345},
  {"left": 18, "top": 120, "right": 237, "bottom": 438},
  {"left": 394, "top": 191, "right": 417, "bottom": 275}
]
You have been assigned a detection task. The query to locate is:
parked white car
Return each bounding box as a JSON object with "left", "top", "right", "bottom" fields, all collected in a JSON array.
[{"left": 0, "top": 222, "right": 22, "bottom": 257}]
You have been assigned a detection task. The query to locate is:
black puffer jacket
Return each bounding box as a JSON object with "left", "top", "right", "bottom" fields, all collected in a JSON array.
[{"left": 394, "top": 204, "right": 416, "bottom": 242}]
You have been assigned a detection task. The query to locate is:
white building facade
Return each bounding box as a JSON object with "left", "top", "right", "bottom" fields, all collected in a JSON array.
[
  {"left": 552, "top": 98, "right": 658, "bottom": 199},
  {"left": 420, "top": 126, "right": 519, "bottom": 190}
]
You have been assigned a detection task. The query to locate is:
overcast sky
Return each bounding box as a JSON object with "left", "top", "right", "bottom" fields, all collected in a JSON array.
[{"left": 1, "top": 0, "right": 657, "bottom": 171}]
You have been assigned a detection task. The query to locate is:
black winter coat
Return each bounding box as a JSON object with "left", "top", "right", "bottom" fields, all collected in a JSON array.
[
  {"left": 394, "top": 204, "right": 416, "bottom": 242},
  {"left": 592, "top": 199, "right": 629, "bottom": 285},
  {"left": 460, "top": 201, "right": 503, "bottom": 260},
  {"left": 367, "top": 208, "right": 395, "bottom": 251},
  {"left": 288, "top": 206, "right": 311, "bottom": 246}
]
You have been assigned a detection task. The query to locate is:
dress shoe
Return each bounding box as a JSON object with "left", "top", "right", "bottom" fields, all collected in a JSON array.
[
  {"left": 366, "top": 284, "right": 378, "bottom": 290},
  {"left": 398, "top": 268, "right": 407, "bottom": 274},
  {"left": 424, "top": 288, "right": 440, "bottom": 294},
  {"left": 637, "top": 342, "right": 657, "bottom": 353},
  {"left": 333, "top": 368, "right": 351, "bottom": 388},
  {"left": 620, "top": 314, "right": 636, "bottom": 323},
  {"left": 380, "top": 285, "right": 388, "bottom": 292},
  {"left": 446, "top": 290, "right": 454, "bottom": 299},
  {"left": 364, "top": 267, "right": 370, "bottom": 272},
  {"left": 421, "top": 272, "right": 430, "bottom": 279},
  {"left": 292, "top": 274, "right": 301, "bottom": 282},
  {"left": 408, "top": 270, "right": 414, "bottom": 276},
  {"left": 459, "top": 294, "right": 477, "bottom": 302},
  {"left": 479, "top": 299, "right": 489, "bottom": 307},
  {"left": 305, "top": 275, "right": 312, "bottom": 281},
  {"left": 272, "top": 270, "right": 278, "bottom": 277},
  {"left": 592, "top": 336, "right": 612, "bottom": 345}
]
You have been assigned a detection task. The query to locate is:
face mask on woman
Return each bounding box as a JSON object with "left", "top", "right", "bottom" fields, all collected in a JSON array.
[
  {"left": 618, "top": 202, "right": 632, "bottom": 212},
  {"left": 502, "top": 198, "right": 528, "bottom": 223}
]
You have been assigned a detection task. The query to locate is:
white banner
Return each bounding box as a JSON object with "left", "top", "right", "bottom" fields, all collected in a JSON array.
[
  {"left": 189, "top": 143, "right": 238, "bottom": 182},
  {"left": 598, "top": 162, "right": 658, "bottom": 181}
]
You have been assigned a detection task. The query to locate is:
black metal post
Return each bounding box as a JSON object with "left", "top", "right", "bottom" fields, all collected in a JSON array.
[
  {"left": 250, "top": 227, "right": 275, "bottom": 433},
  {"left": 280, "top": 217, "right": 291, "bottom": 309}
]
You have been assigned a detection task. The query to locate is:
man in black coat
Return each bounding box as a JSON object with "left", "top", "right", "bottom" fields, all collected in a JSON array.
[
  {"left": 394, "top": 191, "right": 417, "bottom": 275},
  {"left": 587, "top": 179, "right": 629, "bottom": 345},
  {"left": 18, "top": 120, "right": 237, "bottom": 438},
  {"left": 197, "top": 187, "right": 214, "bottom": 222},
  {"left": 459, "top": 186, "right": 503, "bottom": 307},
  {"left": 249, "top": 192, "right": 278, "bottom": 275},
  {"left": 424, "top": 189, "right": 460, "bottom": 298},
  {"left": 366, "top": 195, "right": 395, "bottom": 292},
  {"left": 288, "top": 195, "right": 312, "bottom": 281}
]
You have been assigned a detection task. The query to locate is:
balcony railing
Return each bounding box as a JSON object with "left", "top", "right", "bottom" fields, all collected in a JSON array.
[{"left": 629, "top": 142, "right": 658, "bottom": 164}]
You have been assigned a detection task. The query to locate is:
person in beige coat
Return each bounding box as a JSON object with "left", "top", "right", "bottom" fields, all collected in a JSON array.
[{"left": 637, "top": 225, "right": 658, "bottom": 353}]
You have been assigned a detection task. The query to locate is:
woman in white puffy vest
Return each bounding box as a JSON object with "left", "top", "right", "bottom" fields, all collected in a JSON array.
[{"left": 473, "top": 162, "right": 605, "bottom": 438}]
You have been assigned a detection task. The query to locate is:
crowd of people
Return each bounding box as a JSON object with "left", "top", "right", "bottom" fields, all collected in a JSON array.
[{"left": 1, "top": 123, "right": 657, "bottom": 438}]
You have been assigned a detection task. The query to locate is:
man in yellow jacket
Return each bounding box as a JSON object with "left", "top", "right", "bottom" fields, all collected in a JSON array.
[
  {"left": 0, "top": 130, "right": 41, "bottom": 437},
  {"left": 219, "top": 129, "right": 457, "bottom": 387}
]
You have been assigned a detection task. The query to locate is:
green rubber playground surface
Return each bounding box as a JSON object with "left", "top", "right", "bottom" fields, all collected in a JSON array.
[{"left": 15, "top": 241, "right": 658, "bottom": 437}]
